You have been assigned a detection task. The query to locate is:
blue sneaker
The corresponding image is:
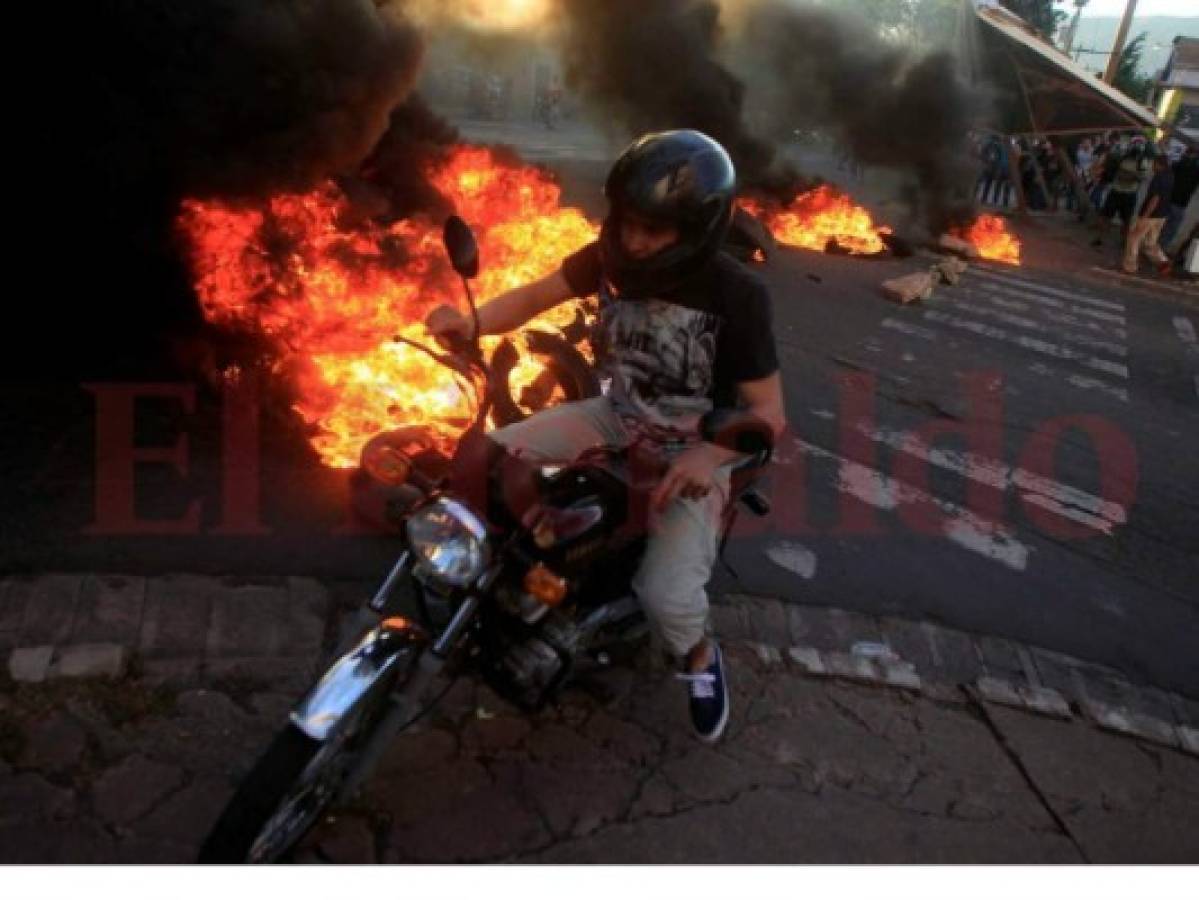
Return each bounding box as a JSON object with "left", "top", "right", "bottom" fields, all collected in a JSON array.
[{"left": 677, "top": 642, "right": 729, "bottom": 743}]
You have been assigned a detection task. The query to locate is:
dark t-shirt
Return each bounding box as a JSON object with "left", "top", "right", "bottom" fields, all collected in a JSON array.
[
  {"left": 1140, "top": 169, "right": 1175, "bottom": 217},
  {"left": 560, "top": 241, "right": 779, "bottom": 435}
]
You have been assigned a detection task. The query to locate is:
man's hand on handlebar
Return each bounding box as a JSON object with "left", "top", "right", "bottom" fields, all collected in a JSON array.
[
  {"left": 425, "top": 304, "right": 475, "bottom": 350},
  {"left": 650, "top": 443, "right": 739, "bottom": 513}
]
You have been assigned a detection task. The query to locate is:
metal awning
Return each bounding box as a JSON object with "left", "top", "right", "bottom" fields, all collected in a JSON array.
[{"left": 962, "top": 1, "right": 1161, "bottom": 135}]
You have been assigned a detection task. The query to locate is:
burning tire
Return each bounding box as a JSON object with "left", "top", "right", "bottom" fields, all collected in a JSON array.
[{"left": 489, "top": 329, "right": 599, "bottom": 428}]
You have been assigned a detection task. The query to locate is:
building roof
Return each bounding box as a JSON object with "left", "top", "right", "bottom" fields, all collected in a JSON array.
[
  {"left": 964, "top": 1, "right": 1161, "bottom": 134},
  {"left": 1171, "top": 37, "right": 1199, "bottom": 71},
  {"left": 1161, "top": 37, "right": 1199, "bottom": 89}
]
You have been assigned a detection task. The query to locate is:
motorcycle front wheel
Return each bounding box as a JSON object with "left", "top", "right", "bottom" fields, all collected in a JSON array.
[{"left": 198, "top": 675, "right": 394, "bottom": 863}]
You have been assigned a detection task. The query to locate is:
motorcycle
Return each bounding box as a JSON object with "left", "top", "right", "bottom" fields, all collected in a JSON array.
[{"left": 197, "top": 216, "right": 775, "bottom": 863}]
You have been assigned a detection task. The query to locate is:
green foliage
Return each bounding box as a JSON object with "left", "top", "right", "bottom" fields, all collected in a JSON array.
[
  {"left": 999, "top": 0, "right": 1067, "bottom": 43},
  {"left": 1112, "top": 32, "right": 1154, "bottom": 102}
]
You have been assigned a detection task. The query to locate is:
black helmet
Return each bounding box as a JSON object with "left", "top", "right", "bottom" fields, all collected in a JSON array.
[{"left": 600, "top": 129, "right": 736, "bottom": 295}]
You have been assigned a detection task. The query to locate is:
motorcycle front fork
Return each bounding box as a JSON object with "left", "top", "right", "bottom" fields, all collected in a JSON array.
[
  {"left": 334, "top": 651, "right": 444, "bottom": 802},
  {"left": 335, "top": 594, "right": 482, "bottom": 802}
]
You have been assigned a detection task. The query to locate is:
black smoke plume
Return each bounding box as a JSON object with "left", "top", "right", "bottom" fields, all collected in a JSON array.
[
  {"left": 351, "top": 94, "right": 462, "bottom": 221},
  {"left": 82, "top": 0, "right": 423, "bottom": 208},
  {"left": 552, "top": 0, "right": 981, "bottom": 233},
  {"left": 554, "top": 0, "right": 799, "bottom": 194},
  {"left": 735, "top": 2, "right": 981, "bottom": 233},
  {"left": 33, "top": 1, "right": 427, "bottom": 378}
]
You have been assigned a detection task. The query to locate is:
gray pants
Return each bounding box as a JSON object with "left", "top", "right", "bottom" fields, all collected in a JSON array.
[{"left": 490, "top": 397, "right": 729, "bottom": 657}]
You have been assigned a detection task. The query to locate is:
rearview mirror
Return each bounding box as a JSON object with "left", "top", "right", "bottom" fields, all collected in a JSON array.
[{"left": 443, "top": 215, "right": 479, "bottom": 279}]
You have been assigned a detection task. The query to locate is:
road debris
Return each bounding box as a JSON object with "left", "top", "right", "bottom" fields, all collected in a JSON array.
[{"left": 881, "top": 271, "right": 935, "bottom": 305}]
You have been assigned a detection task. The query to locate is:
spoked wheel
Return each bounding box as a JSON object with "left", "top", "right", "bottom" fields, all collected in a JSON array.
[{"left": 198, "top": 677, "right": 393, "bottom": 863}]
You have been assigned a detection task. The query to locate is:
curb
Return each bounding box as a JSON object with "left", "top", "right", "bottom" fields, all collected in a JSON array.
[
  {"left": 744, "top": 637, "right": 1197, "bottom": 758},
  {"left": 3, "top": 574, "right": 1195, "bottom": 759},
  {"left": 714, "top": 593, "right": 1198, "bottom": 759},
  {"left": 0, "top": 573, "right": 331, "bottom": 692},
  {"left": 7, "top": 643, "right": 128, "bottom": 683}
]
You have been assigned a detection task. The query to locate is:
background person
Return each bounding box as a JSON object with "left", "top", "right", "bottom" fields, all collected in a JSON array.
[
  {"left": 1123, "top": 153, "right": 1175, "bottom": 276},
  {"left": 1093, "top": 135, "right": 1151, "bottom": 249},
  {"left": 1159, "top": 145, "right": 1199, "bottom": 255}
]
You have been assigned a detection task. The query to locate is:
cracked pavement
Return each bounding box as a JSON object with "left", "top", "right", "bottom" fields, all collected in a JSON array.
[{"left": 2, "top": 643, "right": 1195, "bottom": 863}]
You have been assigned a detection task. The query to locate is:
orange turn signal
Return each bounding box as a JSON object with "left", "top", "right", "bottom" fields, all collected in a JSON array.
[{"left": 523, "top": 564, "right": 567, "bottom": 607}]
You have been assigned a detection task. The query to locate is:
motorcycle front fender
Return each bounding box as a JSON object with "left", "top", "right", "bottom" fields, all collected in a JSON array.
[{"left": 290, "top": 619, "right": 427, "bottom": 742}]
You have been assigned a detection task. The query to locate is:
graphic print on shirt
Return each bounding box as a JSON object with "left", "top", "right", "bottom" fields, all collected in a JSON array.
[{"left": 595, "top": 292, "right": 720, "bottom": 431}]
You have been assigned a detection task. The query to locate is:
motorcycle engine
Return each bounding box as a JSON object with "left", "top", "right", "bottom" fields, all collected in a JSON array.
[{"left": 491, "top": 606, "right": 584, "bottom": 710}]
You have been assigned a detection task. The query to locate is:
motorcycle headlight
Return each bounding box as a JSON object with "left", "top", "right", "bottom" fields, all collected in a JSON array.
[{"left": 406, "top": 498, "right": 489, "bottom": 587}]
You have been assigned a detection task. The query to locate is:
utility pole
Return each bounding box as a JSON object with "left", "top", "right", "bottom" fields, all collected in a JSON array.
[
  {"left": 1102, "top": 0, "right": 1139, "bottom": 85},
  {"left": 1062, "top": 0, "right": 1089, "bottom": 56}
]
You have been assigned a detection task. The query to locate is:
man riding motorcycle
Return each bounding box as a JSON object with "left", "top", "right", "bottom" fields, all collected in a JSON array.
[{"left": 426, "top": 129, "right": 786, "bottom": 742}]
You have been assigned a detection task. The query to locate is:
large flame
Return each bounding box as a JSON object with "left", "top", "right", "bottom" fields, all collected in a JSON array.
[
  {"left": 182, "top": 151, "right": 1006, "bottom": 470},
  {"left": 742, "top": 186, "right": 891, "bottom": 256},
  {"left": 953, "top": 214, "right": 1021, "bottom": 265},
  {"left": 179, "top": 146, "right": 598, "bottom": 468}
]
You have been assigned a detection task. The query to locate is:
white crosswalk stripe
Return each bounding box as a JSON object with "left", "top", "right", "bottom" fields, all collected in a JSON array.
[
  {"left": 880, "top": 317, "right": 938, "bottom": 341},
  {"left": 960, "top": 273, "right": 1134, "bottom": 399},
  {"left": 768, "top": 394, "right": 1133, "bottom": 576},
  {"left": 764, "top": 357, "right": 1143, "bottom": 577},
  {"left": 879, "top": 268, "right": 1136, "bottom": 404},
  {"left": 784, "top": 269, "right": 1140, "bottom": 577},
  {"left": 1174, "top": 316, "right": 1197, "bottom": 354},
  {"left": 879, "top": 317, "right": 1132, "bottom": 402},
  {"left": 972, "top": 267, "right": 1125, "bottom": 313},
  {"left": 971, "top": 281, "right": 1128, "bottom": 334},
  {"left": 1172, "top": 316, "right": 1199, "bottom": 401},
  {"left": 1026, "top": 363, "right": 1131, "bottom": 403},
  {"left": 855, "top": 424, "right": 1127, "bottom": 535},
  {"left": 780, "top": 437, "right": 1033, "bottom": 571},
  {"left": 764, "top": 541, "right": 818, "bottom": 580},
  {"left": 950, "top": 298, "right": 1128, "bottom": 358},
  {"left": 968, "top": 288, "right": 1127, "bottom": 340},
  {"left": 921, "top": 309, "right": 1129, "bottom": 379}
]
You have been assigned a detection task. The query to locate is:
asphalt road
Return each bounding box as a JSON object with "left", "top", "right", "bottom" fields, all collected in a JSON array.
[
  {"left": 719, "top": 244, "right": 1199, "bottom": 696},
  {"left": 2, "top": 123, "right": 1197, "bottom": 696}
]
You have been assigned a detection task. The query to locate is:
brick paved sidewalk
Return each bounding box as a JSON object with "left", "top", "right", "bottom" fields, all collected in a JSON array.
[{"left": 1, "top": 574, "right": 1196, "bottom": 863}]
